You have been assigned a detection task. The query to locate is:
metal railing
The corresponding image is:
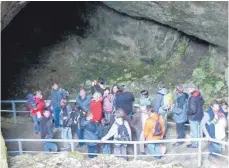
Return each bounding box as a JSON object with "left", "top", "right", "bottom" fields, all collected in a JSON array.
[{"left": 4, "top": 138, "right": 229, "bottom": 167}]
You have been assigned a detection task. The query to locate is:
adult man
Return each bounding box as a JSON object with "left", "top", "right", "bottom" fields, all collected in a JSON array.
[
  {"left": 115, "top": 85, "right": 135, "bottom": 121},
  {"left": 186, "top": 83, "right": 205, "bottom": 148},
  {"left": 76, "top": 88, "right": 91, "bottom": 111},
  {"left": 50, "top": 82, "right": 68, "bottom": 128}
]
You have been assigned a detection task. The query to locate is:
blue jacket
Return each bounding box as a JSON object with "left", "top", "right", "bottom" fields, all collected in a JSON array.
[
  {"left": 172, "top": 92, "right": 188, "bottom": 123},
  {"left": 206, "top": 108, "right": 216, "bottom": 138},
  {"left": 153, "top": 88, "right": 168, "bottom": 113},
  {"left": 76, "top": 96, "right": 91, "bottom": 111},
  {"left": 81, "top": 119, "right": 99, "bottom": 146},
  {"left": 50, "top": 88, "right": 67, "bottom": 108}
]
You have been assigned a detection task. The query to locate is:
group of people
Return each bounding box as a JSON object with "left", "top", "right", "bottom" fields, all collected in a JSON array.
[{"left": 27, "top": 78, "right": 228, "bottom": 161}]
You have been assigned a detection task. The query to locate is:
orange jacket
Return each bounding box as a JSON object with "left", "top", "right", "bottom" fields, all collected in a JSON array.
[{"left": 144, "top": 113, "right": 165, "bottom": 140}]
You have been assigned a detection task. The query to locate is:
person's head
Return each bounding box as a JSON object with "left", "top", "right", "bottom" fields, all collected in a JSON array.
[
  {"left": 114, "top": 108, "right": 125, "bottom": 123},
  {"left": 104, "top": 87, "right": 110, "bottom": 95},
  {"left": 35, "top": 90, "right": 42, "bottom": 99},
  {"left": 221, "top": 100, "right": 228, "bottom": 113},
  {"left": 187, "top": 83, "right": 197, "bottom": 94},
  {"left": 101, "top": 118, "right": 110, "bottom": 127},
  {"left": 158, "top": 81, "right": 165, "bottom": 90},
  {"left": 112, "top": 85, "right": 119, "bottom": 94},
  {"left": 44, "top": 109, "right": 51, "bottom": 118},
  {"left": 140, "top": 90, "right": 149, "bottom": 98},
  {"left": 93, "top": 92, "right": 102, "bottom": 101},
  {"left": 60, "top": 98, "right": 67, "bottom": 106},
  {"left": 146, "top": 105, "right": 153, "bottom": 113},
  {"left": 176, "top": 85, "right": 184, "bottom": 94},
  {"left": 45, "top": 100, "right": 51, "bottom": 107},
  {"left": 98, "top": 77, "right": 105, "bottom": 85},
  {"left": 52, "top": 82, "right": 59, "bottom": 90},
  {"left": 79, "top": 88, "right": 86, "bottom": 98},
  {"left": 211, "top": 100, "right": 220, "bottom": 112}
]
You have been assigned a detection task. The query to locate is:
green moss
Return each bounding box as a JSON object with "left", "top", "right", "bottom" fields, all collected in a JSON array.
[{"left": 68, "top": 151, "right": 84, "bottom": 160}]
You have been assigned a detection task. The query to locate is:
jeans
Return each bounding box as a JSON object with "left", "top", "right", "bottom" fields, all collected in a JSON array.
[
  {"left": 147, "top": 143, "right": 161, "bottom": 159},
  {"left": 104, "top": 113, "right": 112, "bottom": 123},
  {"left": 189, "top": 120, "right": 202, "bottom": 146},
  {"left": 114, "top": 144, "right": 128, "bottom": 160},
  {"left": 176, "top": 122, "right": 185, "bottom": 139},
  {"left": 32, "top": 115, "right": 40, "bottom": 133},
  {"left": 62, "top": 127, "right": 72, "bottom": 148},
  {"left": 209, "top": 142, "right": 222, "bottom": 157},
  {"left": 75, "top": 128, "right": 84, "bottom": 146},
  {"left": 54, "top": 107, "right": 61, "bottom": 128},
  {"left": 44, "top": 142, "right": 57, "bottom": 152},
  {"left": 88, "top": 145, "right": 98, "bottom": 158},
  {"left": 102, "top": 144, "right": 111, "bottom": 154}
]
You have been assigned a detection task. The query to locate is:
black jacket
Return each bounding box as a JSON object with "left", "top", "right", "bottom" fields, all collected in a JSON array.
[
  {"left": 115, "top": 91, "right": 135, "bottom": 115},
  {"left": 187, "top": 91, "right": 205, "bottom": 121}
]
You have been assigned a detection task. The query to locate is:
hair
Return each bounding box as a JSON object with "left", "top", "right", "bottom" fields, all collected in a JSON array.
[
  {"left": 93, "top": 92, "right": 102, "bottom": 100},
  {"left": 140, "top": 90, "right": 149, "bottom": 97},
  {"left": 210, "top": 100, "right": 220, "bottom": 107},
  {"left": 44, "top": 107, "right": 50, "bottom": 112},
  {"left": 146, "top": 105, "right": 153, "bottom": 112},
  {"left": 98, "top": 77, "right": 105, "bottom": 85},
  {"left": 111, "top": 85, "right": 120, "bottom": 94},
  {"left": 80, "top": 87, "right": 86, "bottom": 92},
  {"left": 114, "top": 108, "right": 125, "bottom": 118},
  {"left": 158, "top": 81, "right": 165, "bottom": 89},
  {"left": 105, "top": 87, "right": 110, "bottom": 91},
  {"left": 34, "top": 90, "right": 42, "bottom": 95},
  {"left": 52, "top": 82, "right": 59, "bottom": 86},
  {"left": 220, "top": 99, "right": 228, "bottom": 106}
]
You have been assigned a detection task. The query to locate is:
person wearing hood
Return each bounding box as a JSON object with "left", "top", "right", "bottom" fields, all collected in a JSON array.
[
  {"left": 186, "top": 83, "right": 205, "bottom": 148},
  {"left": 144, "top": 109, "right": 166, "bottom": 159},
  {"left": 172, "top": 85, "right": 189, "bottom": 147}
]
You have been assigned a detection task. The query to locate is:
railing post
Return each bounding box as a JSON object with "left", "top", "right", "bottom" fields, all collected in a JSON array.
[
  {"left": 71, "top": 141, "right": 74, "bottom": 152},
  {"left": 198, "top": 139, "right": 202, "bottom": 167},
  {"left": 18, "top": 140, "right": 23, "bottom": 155},
  {"left": 134, "top": 142, "right": 137, "bottom": 160},
  {"left": 12, "top": 102, "right": 17, "bottom": 124}
]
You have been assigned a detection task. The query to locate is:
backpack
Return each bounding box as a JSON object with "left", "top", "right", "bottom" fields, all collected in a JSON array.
[
  {"left": 116, "top": 122, "right": 129, "bottom": 141},
  {"left": 152, "top": 117, "right": 163, "bottom": 136}
]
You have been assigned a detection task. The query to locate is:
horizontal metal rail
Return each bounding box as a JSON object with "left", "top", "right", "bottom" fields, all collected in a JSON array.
[{"left": 4, "top": 137, "right": 228, "bottom": 167}]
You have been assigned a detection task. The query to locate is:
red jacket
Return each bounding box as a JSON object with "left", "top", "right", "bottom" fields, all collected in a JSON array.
[
  {"left": 31, "top": 98, "right": 45, "bottom": 116},
  {"left": 90, "top": 100, "right": 102, "bottom": 122}
]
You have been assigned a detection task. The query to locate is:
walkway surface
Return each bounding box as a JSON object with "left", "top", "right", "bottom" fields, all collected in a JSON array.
[{"left": 1, "top": 115, "right": 228, "bottom": 168}]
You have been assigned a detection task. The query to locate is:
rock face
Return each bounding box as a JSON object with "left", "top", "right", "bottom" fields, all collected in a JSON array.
[
  {"left": 1, "top": 2, "right": 228, "bottom": 105},
  {"left": 1, "top": 131, "right": 8, "bottom": 168},
  {"left": 1, "top": 1, "right": 28, "bottom": 30},
  {"left": 103, "top": 1, "right": 228, "bottom": 48}
]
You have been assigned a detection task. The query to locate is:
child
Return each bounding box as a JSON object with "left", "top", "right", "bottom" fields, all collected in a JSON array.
[
  {"left": 103, "top": 87, "right": 114, "bottom": 123},
  {"left": 27, "top": 93, "right": 37, "bottom": 110},
  {"left": 101, "top": 108, "right": 132, "bottom": 160},
  {"left": 98, "top": 118, "right": 112, "bottom": 154},
  {"left": 81, "top": 112, "right": 99, "bottom": 158}
]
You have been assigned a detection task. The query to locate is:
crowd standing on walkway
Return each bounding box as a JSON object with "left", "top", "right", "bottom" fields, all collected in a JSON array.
[{"left": 27, "top": 79, "right": 228, "bottom": 162}]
